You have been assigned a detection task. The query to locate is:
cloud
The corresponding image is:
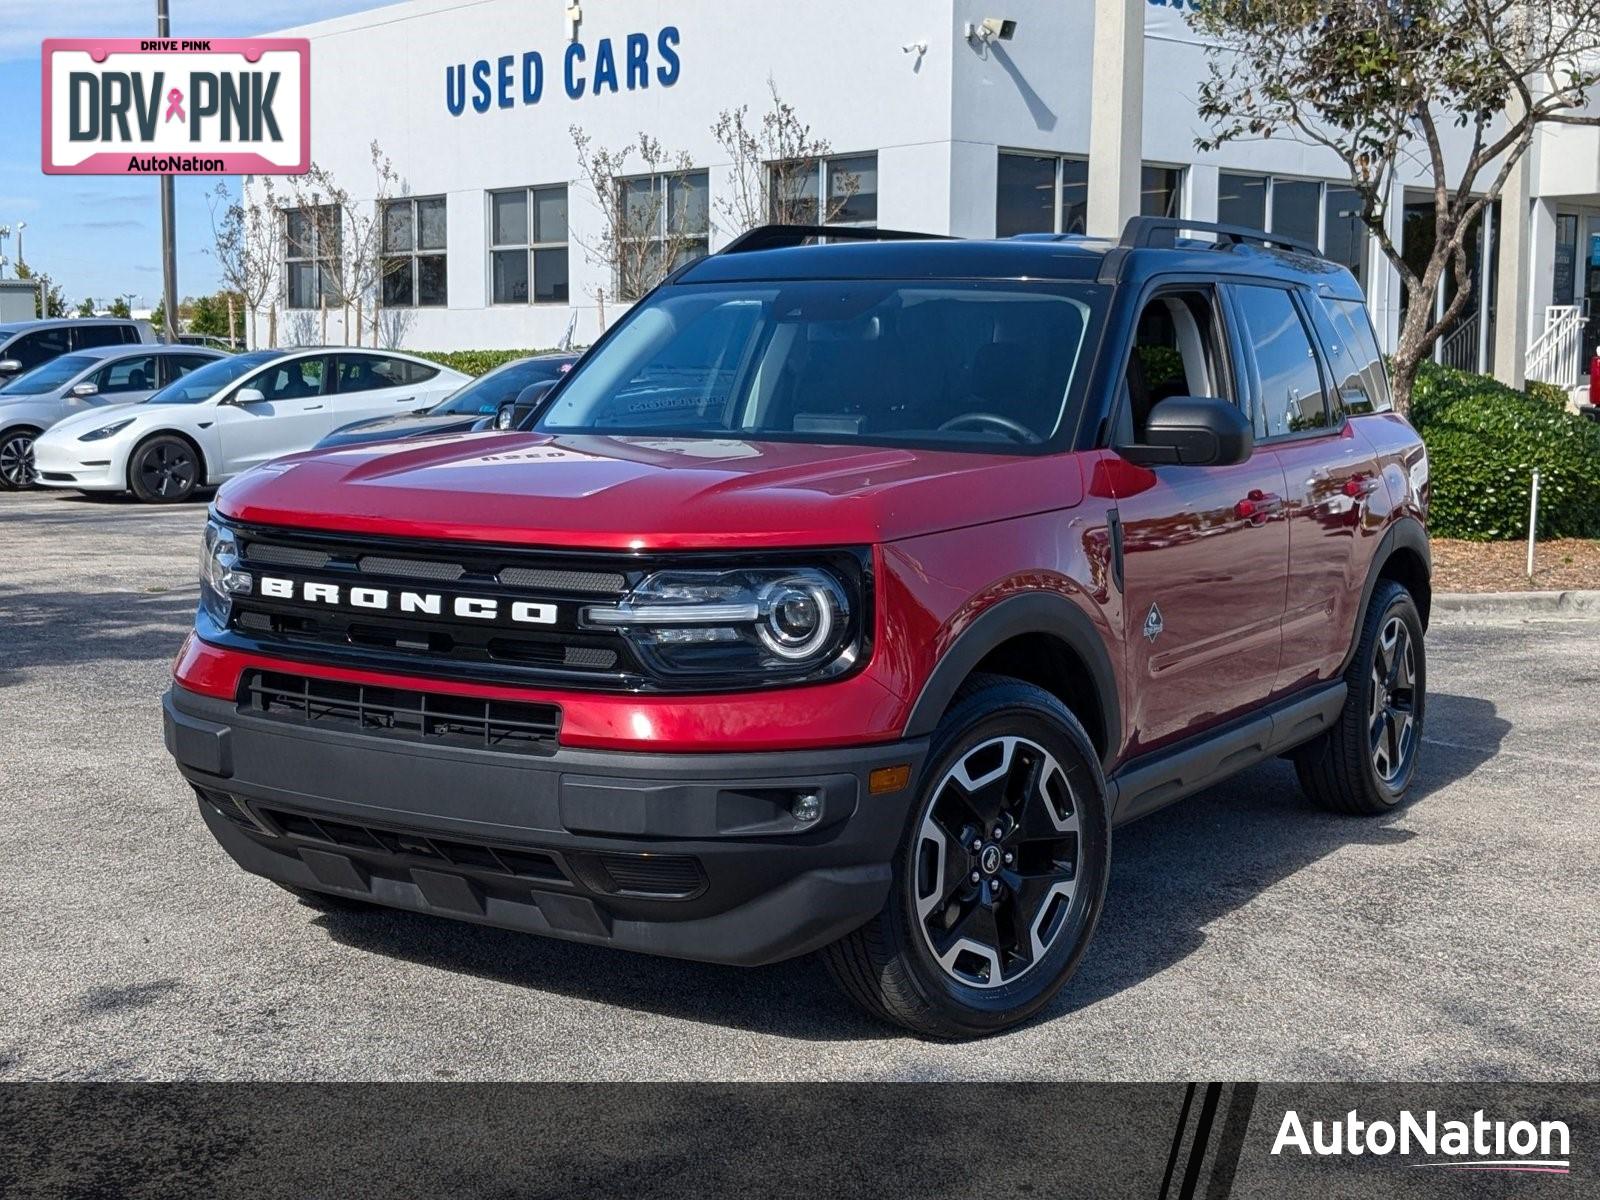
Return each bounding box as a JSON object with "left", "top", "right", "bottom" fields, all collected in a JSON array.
[
  {"left": 72, "top": 219, "right": 147, "bottom": 231},
  {"left": 1, "top": 0, "right": 385, "bottom": 62}
]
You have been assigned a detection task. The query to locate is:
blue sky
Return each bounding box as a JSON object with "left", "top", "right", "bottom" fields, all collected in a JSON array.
[{"left": 0, "top": 0, "right": 381, "bottom": 309}]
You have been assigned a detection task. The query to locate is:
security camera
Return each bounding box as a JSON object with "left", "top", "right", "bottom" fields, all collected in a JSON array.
[{"left": 981, "top": 17, "right": 1017, "bottom": 40}]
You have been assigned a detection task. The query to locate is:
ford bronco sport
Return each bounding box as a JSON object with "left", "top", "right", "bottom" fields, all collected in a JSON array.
[{"left": 164, "top": 218, "right": 1430, "bottom": 1038}]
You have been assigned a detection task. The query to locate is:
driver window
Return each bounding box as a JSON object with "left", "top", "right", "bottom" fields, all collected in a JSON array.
[
  {"left": 251, "top": 357, "right": 328, "bottom": 402},
  {"left": 1117, "top": 291, "right": 1227, "bottom": 445}
]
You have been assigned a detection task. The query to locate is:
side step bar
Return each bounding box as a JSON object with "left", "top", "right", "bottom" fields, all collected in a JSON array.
[{"left": 1108, "top": 682, "right": 1346, "bottom": 825}]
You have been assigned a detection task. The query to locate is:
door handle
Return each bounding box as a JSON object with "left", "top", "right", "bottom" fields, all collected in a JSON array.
[
  {"left": 391, "top": 395, "right": 416, "bottom": 403},
  {"left": 1342, "top": 474, "right": 1380, "bottom": 499},
  {"left": 1235, "top": 490, "right": 1283, "bottom": 523},
  {"left": 303, "top": 404, "right": 324, "bottom": 411}
]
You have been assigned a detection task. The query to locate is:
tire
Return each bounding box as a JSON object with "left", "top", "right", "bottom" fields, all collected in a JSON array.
[
  {"left": 273, "top": 882, "right": 375, "bottom": 912},
  {"left": 1293, "top": 579, "right": 1426, "bottom": 815},
  {"left": 128, "top": 434, "right": 202, "bottom": 503},
  {"left": 0, "top": 427, "right": 40, "bottom": 490},
  {"left": 823, "top": 674, "right": 1111, "bottom": 1039}
]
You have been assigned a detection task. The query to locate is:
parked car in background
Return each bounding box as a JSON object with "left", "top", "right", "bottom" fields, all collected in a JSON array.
[
  {"left": 0, "top": 318, "right": 155, "bottom": 386},
  {"left": 178, "top": 333, "right": 245, "bottom": 353},
  {"left": 31, "top": 347, "right": 468, "bottom": 503},
  {"left": 315, "top": 352, "right": 578, "bottom": 450},
  {"left": 0, "top": 344, "right": 225, "bottom": 489}
]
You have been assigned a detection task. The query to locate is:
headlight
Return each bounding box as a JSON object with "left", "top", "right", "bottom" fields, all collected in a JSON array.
[
  {"left": 198, "top": 519, "right": 252, "bottom": 624},
  {"left": 495, "top": 405, "right": 515, "bottom": 430},
  {"left": 78, "top": 418, "right": 135, "bottom": 442},
  {"left": 585, "top": 565, "right": 863, "bottom": 681}
]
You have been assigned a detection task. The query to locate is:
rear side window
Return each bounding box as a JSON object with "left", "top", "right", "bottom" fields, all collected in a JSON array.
[
  {"left": 1317, "top": 298, "right": 1392, "bottom": 414},
  {"left": 336, "top": 354, "right": 439, "bottom": 392},
  {"left": 1231, "top": 285, "right": 1330, "bottom": 439},
  {"left": 72, "top": 324, "right": 127, "bottom": 350},
  {"left": 164, "top": 354, "right": 220, "bottom": 384}
]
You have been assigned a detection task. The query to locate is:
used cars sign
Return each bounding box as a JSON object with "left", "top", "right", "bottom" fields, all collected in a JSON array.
[{"left": 42, "top": 38, "right": 309, "bottom": 175}]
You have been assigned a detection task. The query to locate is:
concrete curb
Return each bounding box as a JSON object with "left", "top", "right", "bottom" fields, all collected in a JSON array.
[{"left": 1433, "top": 589, "right": 1600, "bottom": 617}]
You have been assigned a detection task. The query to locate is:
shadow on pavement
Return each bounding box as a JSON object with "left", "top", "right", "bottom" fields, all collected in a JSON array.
[{"left": 309, "top": 690, "right": 1508, "bottom": 1041}]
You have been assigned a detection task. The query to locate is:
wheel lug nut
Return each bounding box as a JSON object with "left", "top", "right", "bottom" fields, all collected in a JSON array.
[
  {"left": 970, "top": 870, "right": 981, "bottom": 883},
  {"left": 992, "top": 825, "right": 1004, "bottom": 840},
  {"left": 1003, "top": 851, "right": 1014, "bottom": 864}
]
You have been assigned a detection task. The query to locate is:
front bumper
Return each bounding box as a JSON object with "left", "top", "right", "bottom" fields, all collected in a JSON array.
[
  {"left": 164, "top": 684, "right": 926, "bottom": 966},
  {"left": 32, "top": 438, "right": 124, "bottom": 490}
]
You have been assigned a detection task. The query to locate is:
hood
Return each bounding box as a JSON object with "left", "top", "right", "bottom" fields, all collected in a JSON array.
[
  {"left": 35, "top": 402, "right": 158, "bottom": 442},
  {"left": 217, "top": 433, "right": 1084, "bottom": 549},
  {"left": 318, "top": 412, "right": 478, "bottom": 449}
]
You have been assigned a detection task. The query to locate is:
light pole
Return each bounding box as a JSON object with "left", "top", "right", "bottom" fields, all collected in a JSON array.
[
  {"left": 15, "top": 222, "right": 24, "bottom": 270},
  {"left": 157, "top": 0, "right": 179, "bottom": 344}
]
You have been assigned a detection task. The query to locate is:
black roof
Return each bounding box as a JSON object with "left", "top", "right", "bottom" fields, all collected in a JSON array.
[{"left": 677, "top": 218, "right": 1364, "bottom": 300}]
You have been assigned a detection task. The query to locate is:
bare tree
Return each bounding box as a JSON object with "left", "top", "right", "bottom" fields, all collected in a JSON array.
[
  {"left": 284, "top": 141, "right": 403, "bottom": 346},
  {"left": 571, "top": 126, "right": 703, "bottom": 304},
  {"left": 208, "top": 177, "right": 284, "bottom": 349},
  {"left": 713, "top": 77, "right": 858, "bottom": 232},
  {"left": 1192, "top": 0, "right": 1600, "bottom": 412}
]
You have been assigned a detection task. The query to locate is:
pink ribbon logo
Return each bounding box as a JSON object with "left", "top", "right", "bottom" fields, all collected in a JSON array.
[{"left": 164, "top": 87, "right": 185, "bottom": 123}]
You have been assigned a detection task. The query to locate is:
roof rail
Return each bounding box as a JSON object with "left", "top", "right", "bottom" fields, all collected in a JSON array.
[
  {"left": 1118, "top": 216, "right": 1323, "bottom": 259},
  {"left": 718, "top": 224, "right": 952, "bottom": 255}
]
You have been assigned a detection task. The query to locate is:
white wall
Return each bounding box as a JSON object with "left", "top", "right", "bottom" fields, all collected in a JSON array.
[{"left": 253, "top": 0, "right": 1598, "bottom": 359}]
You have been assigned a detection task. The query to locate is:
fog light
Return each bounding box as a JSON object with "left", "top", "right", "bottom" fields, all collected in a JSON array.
[{"left": 790, "top": 792, "right": 822, "bottom": 824}]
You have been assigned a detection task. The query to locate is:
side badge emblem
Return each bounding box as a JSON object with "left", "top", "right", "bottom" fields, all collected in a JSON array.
[{"left": 1143, "top": 603, "right": 1164, "bottom": 643}]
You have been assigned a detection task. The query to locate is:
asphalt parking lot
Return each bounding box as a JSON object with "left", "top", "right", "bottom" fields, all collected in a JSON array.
[{"left": 2, "top": 489, "right": 1597, "bottom": 1081}]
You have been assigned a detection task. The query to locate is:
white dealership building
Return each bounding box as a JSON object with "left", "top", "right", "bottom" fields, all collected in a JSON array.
[{"left": 263, "top": 0, "right": 1600, "bottom": 389}]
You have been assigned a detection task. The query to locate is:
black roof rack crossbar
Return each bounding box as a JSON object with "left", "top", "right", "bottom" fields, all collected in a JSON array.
[
  {"left": 718, "top": 224, "right": 952, "bottom": 255},
  {"left": 1118, "top": 216, "right": 1323, "bottom": 259}
]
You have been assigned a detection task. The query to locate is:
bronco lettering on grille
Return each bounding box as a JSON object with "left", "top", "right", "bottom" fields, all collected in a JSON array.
[{"left": 257, "top": 576, "right": 558, "bottom": 625}]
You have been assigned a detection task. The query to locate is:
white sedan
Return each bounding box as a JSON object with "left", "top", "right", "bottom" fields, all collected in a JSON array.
[{"left": 32, "top": 347, "right": 469, "bottom": 502}]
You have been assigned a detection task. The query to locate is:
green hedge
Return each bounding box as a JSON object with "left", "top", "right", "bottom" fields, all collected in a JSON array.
[
  {"left": 413, "top": 349, "right": 561, "bottom": 377},
  {"left": 1410, "top": 360, "right": 1600, "bottom": 541}
]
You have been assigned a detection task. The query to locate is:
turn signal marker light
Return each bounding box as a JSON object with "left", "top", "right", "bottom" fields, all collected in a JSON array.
[{"left": 869, "top": 764, "right": 912, "bottom": 795}]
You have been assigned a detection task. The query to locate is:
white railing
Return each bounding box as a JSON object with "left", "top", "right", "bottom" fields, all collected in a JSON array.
[
  {"left": 1525, "top": 304, "right": 1585, "bottom": 388},
  {"left": 1437, "top": 314, "right": 1481, "bottom": 372}
]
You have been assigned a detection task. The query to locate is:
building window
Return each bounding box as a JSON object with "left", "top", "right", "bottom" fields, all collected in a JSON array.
[
  {"left": 1141, "top": 166, "right": 1184, "bottom": 219},
  {"left": 996, "top": 151, "right": 1088, "bottom": 236},
  {"left": 490, "top": 186, "right": 570, "bottom": 305},
  {"left": 769, "top": 153, "right": 878, "bottom": 228},
  {"left": 283, "top": 204, "right": 340, "bottom": 311},
  {"left": 381, "top": 196, "right": 448, "bottom": 308},
  {"left": 1218, "top": 173, "right": 1370, "bottom": 285},
  {"left": 617, "top": 170, "right": 710, "bottom": 299},
  {"left": 1217, "top": 173, "right": 1266, "bottom": 229}
]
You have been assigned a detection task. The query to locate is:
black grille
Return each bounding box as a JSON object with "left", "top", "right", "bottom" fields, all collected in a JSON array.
[
  {"left": 591, "top": 853, "right": 707, "bottom": 899},
  {"left": 242, "top": 670, "right": 561, "bottom": 755},
  {"left": 226, "top": 527, "right": 644, "bottom": 688},
  {"left": 255, "top": 805, "right": 566, "bottom": 883}
]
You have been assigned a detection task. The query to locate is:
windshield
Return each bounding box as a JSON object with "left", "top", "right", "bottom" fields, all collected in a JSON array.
[
  {"left": 0, "top": 354, "right": 96, "bottom": 395},
  {"left": 429, "top": 358, "right": 570, "bottom": 416},
  {"left": 537, "top": 281, "right": 1101, "bottom": 450},
  {"left": 143, "top": 350, "right": 274, "bottom": 404}
]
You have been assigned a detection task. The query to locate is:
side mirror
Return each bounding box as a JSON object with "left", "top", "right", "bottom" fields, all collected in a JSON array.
[
  {"left": 0, "top": 359, "right": 20, "bottom": 375},
  {"left": 71, "top": 381, "right": 100, "bottom": 398},
  {"left": 1117, "top": 396, "right": 1254, "bottom": 467},
  {"left": 233, "top": 387, "right": 267, "bottom": 405},
  {"left": 497, "top": 379, "right": 558, "bottom": 431}
]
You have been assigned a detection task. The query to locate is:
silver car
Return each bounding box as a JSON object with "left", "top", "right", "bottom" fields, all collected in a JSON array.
[{"left": 0, "top": 344, "right": 225, "bottom": 489}]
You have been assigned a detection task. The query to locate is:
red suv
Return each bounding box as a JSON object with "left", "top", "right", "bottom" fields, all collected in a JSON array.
[{"left": 164, "top": 219, "right": 1430, "bottom": 1038}]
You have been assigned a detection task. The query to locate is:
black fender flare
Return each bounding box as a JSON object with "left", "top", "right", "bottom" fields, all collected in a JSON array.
[
  {"left": 1339, "top": 516, "right": 1431, "bottom": 675},
  {"left": 902, "top": 592, "right": 1121, "bottom": 760}
]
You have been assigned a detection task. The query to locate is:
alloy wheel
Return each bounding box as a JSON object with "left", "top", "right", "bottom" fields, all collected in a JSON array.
[
  {"left": 0, "top": 433, "right": 35, "bottom": 488},
  {"left": 139, "top": 443, "right": 196, "bottom": 498},
  {"left": 913, "top": 735, "right": 1081, "bottom": 989},
  {"left": 1369, "top": 615, "right": 1417, "bottom": 784}
]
